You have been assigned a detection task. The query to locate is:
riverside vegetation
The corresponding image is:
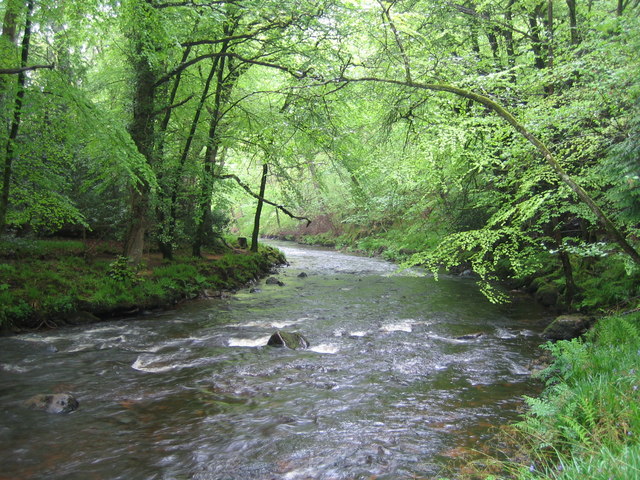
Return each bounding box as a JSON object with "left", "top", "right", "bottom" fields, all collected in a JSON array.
[
  {"left": 1, "top": 0, "right": 639, "bottom": 478},
  {"left": 0, "top": 237, "right": 285, "bottom": 332}
]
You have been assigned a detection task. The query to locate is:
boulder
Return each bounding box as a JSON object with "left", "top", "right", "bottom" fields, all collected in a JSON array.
[
  {"left": 535, "top": 284, "right": 560, "bottom": 308},
  {"left": 265, "top": 277, "right": 285, "bottom": 286},
  {"left": 297, "top": 272, "right": 308, "bottom": 278},
  {"left": 267, "top": 331, "right": 310, "bottom": 350},
  {"left": 542, "top": 314, "right": 595, "bottom": 341},
  {"left": 25, "top": 393, "right": 79, "bottom": 414}
]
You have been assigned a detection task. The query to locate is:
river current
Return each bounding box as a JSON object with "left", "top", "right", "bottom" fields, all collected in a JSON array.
[{"left": 0, "top": 241, "right": 550, "bottom": 479}]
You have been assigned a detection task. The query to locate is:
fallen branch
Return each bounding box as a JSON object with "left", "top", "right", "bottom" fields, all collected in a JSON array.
[{"left": 216, "top": 173, "right": 311, "bottom": 226}]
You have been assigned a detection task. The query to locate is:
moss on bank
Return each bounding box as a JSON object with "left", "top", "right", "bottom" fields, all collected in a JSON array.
[{"left": 0, "top": 238, "right": 286, "bottom": 332}]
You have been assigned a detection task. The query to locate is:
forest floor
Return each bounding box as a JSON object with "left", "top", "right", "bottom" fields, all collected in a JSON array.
[{"left": 0, "top": 237, "right": 286, "bottom": 333}]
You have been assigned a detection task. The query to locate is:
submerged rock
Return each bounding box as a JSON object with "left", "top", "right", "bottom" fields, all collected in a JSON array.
[
  {"left": 265, "top": 277, "right": 285, "bottom": 286},
  {"left": 455, "top": 332, "right": 483, "bottom": 340},
  {"left": 25, "top": 393, "right": 79, "bottom": 414},
  {"left": 542, "top": 314, "right": 595, "bottom": 341},
  {"left": 65, "top": 311, "right": 100, "bottom": 326},
  {"left": 297, "top": 272, "right": 308, "bottom": 278},
  {"left": 267, "top": 331, "right": 310, "bottom": 349}
]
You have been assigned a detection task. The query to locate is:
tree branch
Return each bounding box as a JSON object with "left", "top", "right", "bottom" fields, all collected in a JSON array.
[
  {"left": 155, "top": 51, "right": 311, "bottom": 87},
  {"left": 0, "top": 64, "right": 54, "bottom": 75},
  {"left": 216, "top": 173, "right": 311, "bottom": 226},
  {"left": 152, "top": 94, "right": 194, "bottom": 116},
  {"left": 447, "top": 2, "right": 539, "bottom": 42},
  {"left": 151, "top": 0, "right": 230, "bottom": 9},
  {"left": 337, "top": 75, "right": 640, "bottom": 265},
  {"left": 377, "top": 0, "right": 412, "bottom": 83}
]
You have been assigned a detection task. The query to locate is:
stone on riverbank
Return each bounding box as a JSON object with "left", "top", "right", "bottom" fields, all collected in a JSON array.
[
  {"left": 542, "top": 314, "right": 595, "bottom": 341},
  {"left": 25, "top": 393, "right": 79, "bottom": 414},
  {"left": 267, "top": 331, "right": 310, "bottom": 349}
]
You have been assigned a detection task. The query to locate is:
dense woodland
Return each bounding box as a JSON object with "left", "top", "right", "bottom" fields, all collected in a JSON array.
[
  {"left": 1, "top": 0, "right": 639, "bottom": 310},
  {"left": 2, "top": 2, "right": 640, "bottom": 478}
]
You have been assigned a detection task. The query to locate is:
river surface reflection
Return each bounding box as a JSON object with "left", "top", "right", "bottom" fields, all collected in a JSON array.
[{"left": 0, "top": 241, "right": 550, "bottom": 479}]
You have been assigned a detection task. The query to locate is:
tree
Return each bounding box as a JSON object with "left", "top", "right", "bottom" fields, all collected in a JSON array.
[{"left": 0, "top": 0, "right": 33, "bottom": 235}]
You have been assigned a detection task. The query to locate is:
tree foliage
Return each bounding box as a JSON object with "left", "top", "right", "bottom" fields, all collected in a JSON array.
[{"left": 0, "top": 0, "right": 638, "bottom": 307}]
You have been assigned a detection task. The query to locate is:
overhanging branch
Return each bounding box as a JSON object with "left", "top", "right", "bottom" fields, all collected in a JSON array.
[
  {"left": 0, "top": 64, "right": 54, "bottom": 75},
  {"left": 337, "top": 75, "right": 640, "bottom": 265},
  {"left": 152, "top": 94, "right": 194, "bottom": 116},
  {"left": 155, "top": 52, "right": 312, "bottom": 87},
  {"left": 216, "top": 173, "right": 311, "bottom": 226}
]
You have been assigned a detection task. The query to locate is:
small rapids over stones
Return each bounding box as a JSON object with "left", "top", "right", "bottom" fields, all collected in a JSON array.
[{"left": 0, "top": 241, "right": 550, "bottom": 479}]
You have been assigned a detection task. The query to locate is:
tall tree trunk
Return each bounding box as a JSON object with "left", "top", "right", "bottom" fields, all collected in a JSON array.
[
  {"left": 503, "top": 0, "right": 517, "bottom": 83},
  {"left": 160, "top": 55, "right": 219, "bottom": 259},
  {"left": 192, "top": 22, "right": 244, "bottom": 257},
  {"left": 480, "top": 12, "right": 502, "bottom": 71},
  {"left": 155, "top": 46, "right": 191, "bottom": 260},
  {"left": 124, "top": 2, "right": 156, "bottom": 263},
  {"left": 528, "top": 5, "right": 547, "bottom": 70},
  {"left": 0, "top": 0, "right": 33, "bottom": 236},
  {"left": 544, "top": 0, "right": 555, "bottom": 96},
  {"left": 192, "top": 49, "right": 229, "bottom": 258},
  {"left": 251, "top": 163, "right": 268, "bottom": 252},
  {"left": 0, "top": 0, "right": 22, "bottom": 101},
  {"left": 566, "top": 0, "right": 580, "bottom": 45},
  {"left": 617, "top": 0, "right": 630, "bottom": 15}
]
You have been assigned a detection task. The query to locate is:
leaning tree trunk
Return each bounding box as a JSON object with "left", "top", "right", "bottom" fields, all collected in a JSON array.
[
  {"left": 341, "top": 77, "right": 640, "bottom": 265},
  {"left": 250, "top": 163, "right": 268, "bottom": 252}
]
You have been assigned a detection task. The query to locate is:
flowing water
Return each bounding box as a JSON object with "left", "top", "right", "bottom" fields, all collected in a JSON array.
[{"left": 0, "top": 241, "right": 550, "bottom": 479}]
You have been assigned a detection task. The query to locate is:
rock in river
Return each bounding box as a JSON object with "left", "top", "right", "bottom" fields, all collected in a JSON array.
[
  {"left": 25, "top": 393, "right": 79, "bottom": 414},
  {"left": 455, "top": 332, "right": 483, "bottom": 340},
  {"left": 265, "top": 277, "right": 285, "bottom": 286},
  {"left": 267, "top": 331, "right": 310, "bottom": 350}
]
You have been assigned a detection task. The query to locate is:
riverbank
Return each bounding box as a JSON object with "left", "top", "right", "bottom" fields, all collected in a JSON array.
[
  {"left": 447, "top": 310, "right": 640, "bottom": 480},
  {"left": 0, "top": 238, "right": 286, "bottom": 333}
]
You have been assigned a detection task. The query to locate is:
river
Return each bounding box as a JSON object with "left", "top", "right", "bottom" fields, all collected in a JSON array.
[{"left": 0, "top": 241, "right": 550, "bottom": 479}]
